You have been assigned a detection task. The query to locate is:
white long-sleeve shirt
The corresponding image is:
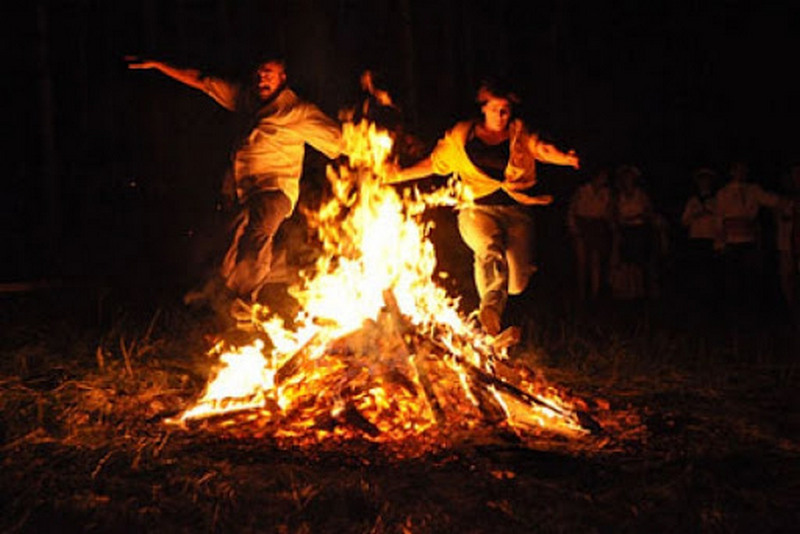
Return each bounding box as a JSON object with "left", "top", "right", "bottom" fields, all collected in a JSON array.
[
  {"left": 202, "top": 80, "right": 343, "bottom": 208},
  {"left": 615, "top": 187, "right": 652, "bottom": 227},
  {"left": 715, "top": 181, "right": 780, "bottom": 245},
  {"left": 681, "top": 195, "right": 717, "bottom": 240},
  {"left": 776, "top": 198, "right": 799, "bottom": 253},
  {"left": 567, "top": 182, "right": 612, "bottom": 233}
]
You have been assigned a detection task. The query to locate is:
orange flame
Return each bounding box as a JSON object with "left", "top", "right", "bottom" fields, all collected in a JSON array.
[{"left": 171, "top": 120, "right": 589, "bottom": 447}]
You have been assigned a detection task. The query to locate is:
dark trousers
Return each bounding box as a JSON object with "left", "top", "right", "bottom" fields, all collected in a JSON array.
[
  {"left": 574, "top": 218, "right": 612, "bottom": 299},
  {"left": 683, "top": 238, "right": 719, "bottom": 304},
  {"left": 220, "top": 190, "right": 292, "bottom": 301},
  {"left": 721, "top": 242, "right": 763, "bottom": 315}
]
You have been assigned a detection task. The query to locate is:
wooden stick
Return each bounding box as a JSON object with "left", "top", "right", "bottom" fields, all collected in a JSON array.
[
  {"left": 275, "top": 335, "right": 320, "bottom": 385},
  {"left": 381, "top": 289, "right": 446, "bottom": 427},
  {"left": 411, "top": 345, "right": 446, "bottom": 426}
]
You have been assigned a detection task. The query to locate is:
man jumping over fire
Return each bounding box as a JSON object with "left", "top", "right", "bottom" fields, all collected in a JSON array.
[
  {"left": 385, "top": 78, "right": 580, "bottom": 337},
  {"left": 126, "top": 55, "right": 343, "bottom": 324}
]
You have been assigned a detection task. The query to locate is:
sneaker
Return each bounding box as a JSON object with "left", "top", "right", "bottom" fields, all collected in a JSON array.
[
  {"left": 492, "top": 326, "right": 521, "bottom": 349},
  {"left": 479, "top": 305, "right": 502, "bottom": 336}
]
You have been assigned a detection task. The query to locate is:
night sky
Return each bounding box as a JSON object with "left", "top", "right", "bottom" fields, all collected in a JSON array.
[{"left": 2, "top": 0, "right": 798, "bottom": 288}]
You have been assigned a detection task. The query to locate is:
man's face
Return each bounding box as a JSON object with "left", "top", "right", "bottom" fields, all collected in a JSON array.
[
  {"left": 256, "top": 61, "right": 286, "bottom": 101},
  {"left": 593, "top": 170, "right": 609, "bottom": 187},
  {"left": 697, "top": 174, "right": 713, "bottom": 192},
  {"left": 481, "top": 97, "right": 511, "bottom": 132},
  {"left": 730, "top": 163, "right": 748, "bottom": 182}
]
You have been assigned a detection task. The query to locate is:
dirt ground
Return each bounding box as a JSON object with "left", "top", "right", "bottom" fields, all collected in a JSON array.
[{"left": 1, "top": 285, "right": 797, "bottom": 533}]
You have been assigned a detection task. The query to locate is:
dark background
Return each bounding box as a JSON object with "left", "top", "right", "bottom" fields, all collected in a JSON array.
[{"left": 2, "top": 0, "right": 798, "bottom": 302}]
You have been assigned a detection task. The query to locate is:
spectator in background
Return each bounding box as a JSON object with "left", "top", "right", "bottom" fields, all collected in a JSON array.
[
  {"left": 714, "top": 161, "right": 785, "bottom": 316},
  {"left": 568, "top": 167, "right": 614, "bottom": 302},
  {"left": 776, "top": 164, "right": 800, "bottom": 311},
  {"left": 680, "top": 167, "right": 720, "bottom": 304},
  {"left": 610, "top": 164, "right": 661, "bottom": 300}
]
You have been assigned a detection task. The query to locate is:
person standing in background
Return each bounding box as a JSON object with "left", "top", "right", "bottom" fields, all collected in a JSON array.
[
  {"left": 568, "top": 167, "right": 614, "bottom": 303},
  {"left": 776, "top": 164, "right": 800, "bottom": 311},
  {"left": 610, "top": 164, "right": 656, "bottom": 300},
  {"left": 680, "top": 167, "right": 720, "bottom": 305},
  {"left": 714, "top": 161, "right": 786, "bottom": 318}
]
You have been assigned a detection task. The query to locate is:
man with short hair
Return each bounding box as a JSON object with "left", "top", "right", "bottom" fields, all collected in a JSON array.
[
  {"left": 714, "top": 161, "right": 786, "bottom": 316},
  {"left": 127, "top": 56, "right": 343, "bottom": 321}
]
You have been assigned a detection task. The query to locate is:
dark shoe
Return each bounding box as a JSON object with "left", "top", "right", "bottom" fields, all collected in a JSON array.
[
  {"left": 207, "top": 284, "right": 237, "bottom": 330},
  {"left": 183, "top": 276, "right": 223, "bottom": 307},
  {"left": 183, "top": 288, "right": 208, "bottom": 306}
]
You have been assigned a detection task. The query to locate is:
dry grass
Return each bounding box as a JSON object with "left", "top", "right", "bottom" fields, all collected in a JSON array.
[{"left": 0, "top": 287, "right": 797, "bottom": 533}]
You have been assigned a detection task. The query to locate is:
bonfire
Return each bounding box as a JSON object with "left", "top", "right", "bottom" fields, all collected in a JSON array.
[{"left": 168, "top": 120, "right": 603, "bottom": 454}]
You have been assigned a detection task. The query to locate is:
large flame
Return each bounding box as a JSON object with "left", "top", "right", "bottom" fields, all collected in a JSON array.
[{"left": 171, "top": 120, "right": 591, "bottom": 449}]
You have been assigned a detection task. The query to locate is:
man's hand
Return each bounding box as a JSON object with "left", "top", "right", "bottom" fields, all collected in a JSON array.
[
  {"left": 124, "top": 55, "right": 158, "bottom": 70},
  {"left": 124, "top": 56, "right": 206, "bottom": 91},
  {"left": 566, "top": 150, "right": 580, "bottom": 169}
]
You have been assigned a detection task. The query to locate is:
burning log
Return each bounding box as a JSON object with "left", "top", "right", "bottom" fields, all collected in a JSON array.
[
  {"left": 432, "top": 337, "right": 602, "bottom": 435},
  {"left": 380, "top": 289, "right": 446, "bottom": 426},
  {"left": 410, "top": 345, "right": 446, "bottom": 427},
  {"left": 380, "top": 289, "right": 595, "bottom": 435},
  {"left": 382, "top": 368, "right": 419, "bottom": 398},
  {"left": 342, "top": 402, "right": 381, "bottom": 437},
  {"left": 275, "top": 335, "right": 320, "bottom": 386}
]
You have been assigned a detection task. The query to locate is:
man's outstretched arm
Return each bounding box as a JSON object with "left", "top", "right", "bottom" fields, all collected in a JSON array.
[{"left": 125, "top": 56, "right": 206, "bottom": 92}]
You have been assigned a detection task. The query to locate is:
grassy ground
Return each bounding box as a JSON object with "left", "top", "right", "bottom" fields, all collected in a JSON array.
[{"left": 0, "top": 279, "right": 797, "bottom": 533}]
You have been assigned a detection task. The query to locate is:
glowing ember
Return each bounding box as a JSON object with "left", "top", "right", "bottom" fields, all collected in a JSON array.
[{"left": 170, "top": 119, "right": 599, "bottom": 450}]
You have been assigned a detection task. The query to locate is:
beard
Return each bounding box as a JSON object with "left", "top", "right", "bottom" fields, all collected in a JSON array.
[{"left": 257, "top": 81, "right": 286, "bottom": 103}]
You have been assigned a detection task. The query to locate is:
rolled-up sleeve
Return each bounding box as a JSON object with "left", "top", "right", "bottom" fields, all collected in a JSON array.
[
  {"left": 297, "top": 104, "right": 343, "bottom": 159},
  {"left": 201, "top": 77, "right": 239, "bottom": 111},
  {"left": 430, "top": 131, "right": 459, "bottom": 175}
]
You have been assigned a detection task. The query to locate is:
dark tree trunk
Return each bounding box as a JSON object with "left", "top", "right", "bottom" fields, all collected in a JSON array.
[
  {"left": 216, "top": 0, "right": 233, "bottom": 65},
  {"left": 398, "top": 0, "right": 417, "bottom": 128},
  {"left": 35, "top": 3, "right": 59, "bottom": 275},
  {"left": 141, "top": 0, "right": 170, "bottom": 182}
]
